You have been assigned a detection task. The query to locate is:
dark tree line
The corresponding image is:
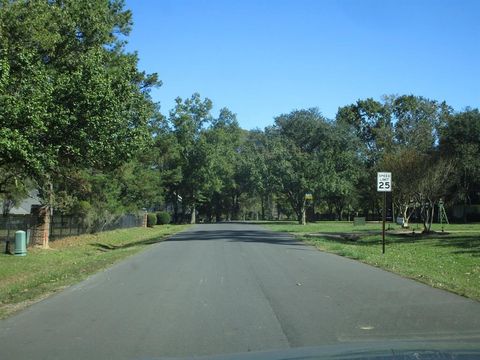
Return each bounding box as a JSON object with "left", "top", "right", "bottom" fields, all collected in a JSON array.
[{"left": 1, "top": 1, "right": 479, "bottom": 233}]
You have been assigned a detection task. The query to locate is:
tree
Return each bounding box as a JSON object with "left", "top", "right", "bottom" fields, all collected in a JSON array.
[
  {"left": 336, "top": 95, "right": 451, "bottom": 220},
  {"left": 0, "top": 0, "right": 160, "bottom": 244},
  {"left": 380, "top": 148, "right": 429, "bottom": 227},
  {"left": 201, "top": 108, "right": 243, "bottom": 221},
  {"left": 0, "top": 167, "right": 30, "bottom": 216},
  {"left": 391, "top": 95, "right": 450, "bottom": 153},
  {"left": 235, "top": 130, "right": 276, "bottom": 220},
  {"left": 336, "top": 98, "right": 393, "bottom": 219},
  {"left": 169, "top": 93, "right": 213, "bottom": 223},
  {"left": 267, "top": 109, "right": 335, "bottom": 224},
  {"left": 319, "top": 121, "right": 362, "bottom": 221},
  {"left": 336, "top": 98, "right": 394, "bottom": 165},
  {"left": 440, "top": 108, "right": 480, "bottom": 217},
  {"left": 414, "top": 158, "right": 455, "bottom": 232}
]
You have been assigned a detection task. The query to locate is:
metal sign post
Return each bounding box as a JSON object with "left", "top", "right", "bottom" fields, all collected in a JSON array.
[
  {"left": 377, "top": 172, "right": 392, "bottom": 254},
  {"left": 382, "top": 192, "right": 386, "bottom": 253}
]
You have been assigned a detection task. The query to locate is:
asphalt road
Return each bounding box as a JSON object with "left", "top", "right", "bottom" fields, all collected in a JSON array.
[{"left": 1, "top": 223, "right": 480, "bottom": 359}]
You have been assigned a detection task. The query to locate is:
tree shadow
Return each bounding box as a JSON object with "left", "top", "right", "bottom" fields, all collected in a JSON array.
[
  {"left": 236, "top": 221, "right": 296, "bottom": 226},
  {"left": 431, "top": 234, "right": 480, "bottom": 256},
  {"left": 167, "top": 229, "right": 307, "bottom": 248},
  {"left": 90, "top": 226, "right": 480, "bottom": 257},
  {"left": 90, "top": 236, "right": 166, "bottom": 251},
  {"left": 314, "top": 231, "right": 480, "bottom": 257}
]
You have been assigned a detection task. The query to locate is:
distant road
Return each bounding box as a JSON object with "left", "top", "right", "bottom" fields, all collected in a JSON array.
[{"left": 1, "top": 223, "right": 479, "bottom": 359}]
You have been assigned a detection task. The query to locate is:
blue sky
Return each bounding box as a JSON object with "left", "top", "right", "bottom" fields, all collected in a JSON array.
[{"left": 125, "top": 0, "right": 479, "bottom": 130}]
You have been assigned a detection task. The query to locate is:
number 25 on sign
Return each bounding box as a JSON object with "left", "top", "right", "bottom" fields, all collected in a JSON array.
[{"left": 377, "top": 172, "right": 391, "bottom": 192}]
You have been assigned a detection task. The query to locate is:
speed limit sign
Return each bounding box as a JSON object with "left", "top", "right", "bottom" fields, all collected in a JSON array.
[
  {"left": 377, "top": 172, "right": 392, "bottom": 254},
  {"left": 377, "top": 172, "right": 392, "bottom": 192}
]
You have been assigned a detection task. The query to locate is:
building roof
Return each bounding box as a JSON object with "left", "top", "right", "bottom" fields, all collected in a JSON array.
[{"left": 1, "top": 190, "right": 42, "bottom": 215}]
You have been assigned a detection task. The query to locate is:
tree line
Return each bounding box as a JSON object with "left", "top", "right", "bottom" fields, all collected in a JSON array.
[{"left": 1, "top": 1, "right": 479, "bottom": 232}]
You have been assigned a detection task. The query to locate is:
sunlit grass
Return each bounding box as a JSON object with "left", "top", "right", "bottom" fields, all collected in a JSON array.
[{"left": 259, "top": 220, "right": 381, "bottom": 233}]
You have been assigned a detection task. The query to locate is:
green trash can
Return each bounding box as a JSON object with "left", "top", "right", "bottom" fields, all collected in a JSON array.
[{"left": 14, "top": 230, "right": 27, "bottom": 257}]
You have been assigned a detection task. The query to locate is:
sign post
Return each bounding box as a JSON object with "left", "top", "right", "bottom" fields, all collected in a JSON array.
[{"left": 377, "top": 172, "right": 392, "bottom": 254}]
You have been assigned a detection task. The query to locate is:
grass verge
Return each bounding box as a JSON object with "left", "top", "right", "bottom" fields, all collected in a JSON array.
[
  {"left": 0, "top": 224, "right": 190, "bottom": 319},
  {"left": 263, "top": 221, "right": 480, "bottom": 301}
]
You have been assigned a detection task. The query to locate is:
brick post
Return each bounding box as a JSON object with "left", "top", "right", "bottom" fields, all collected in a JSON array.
[
  {"left": 30, "top": 205, "right": 50, "bottom": 248},
  {"left": 141, "top": 212, "right": 148, "bottom": 228}
]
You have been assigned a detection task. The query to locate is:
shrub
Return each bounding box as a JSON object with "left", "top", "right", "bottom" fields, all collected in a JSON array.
[
  {"left": 156, "top": 211, "right": 171, "bottom": 225},
  {"left": 71, "top": 200, "right": 92, "bottom": 217},
  {"left": 147, "top": 213, "right": 157, "bottom": 227}
]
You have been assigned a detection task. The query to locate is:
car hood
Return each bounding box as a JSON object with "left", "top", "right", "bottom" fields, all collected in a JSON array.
[{"left": 145, "top": 338, "right": 480, "bottom": 360}]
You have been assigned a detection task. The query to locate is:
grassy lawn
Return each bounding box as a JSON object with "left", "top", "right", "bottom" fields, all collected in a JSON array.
[
  {"left": 263, "top": 221, "right": 480, "bottom": 301},
  {"left": 0, "top": 224, "right": 190, "bottom": 319}
]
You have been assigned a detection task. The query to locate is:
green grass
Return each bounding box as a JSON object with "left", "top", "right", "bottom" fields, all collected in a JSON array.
[
  {"left": 259, "top": 220, "right": 381, "bottom": 233},
  {"left": 0, "top": 224, "right": 190, "bottom": 319},
  {"left": 263, "top": 221, "right": 480, "bottom": 301}
]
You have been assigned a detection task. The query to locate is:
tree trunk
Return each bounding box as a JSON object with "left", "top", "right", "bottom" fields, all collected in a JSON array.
[
  {"left": 181, "top": 199, "right": 186, "bottom": 223},
  {"left": 2, "top": 199, "right": 13, "bottom": 216},
  {"left": 190, "top": 203, "right": 196, "bottom": 224},
  {"left": 337, "top": 204, "right": 344, "bottom": 221},
  {"left": 421, "top": 207, "right": 427, "bottom": 233},
  {"left": 392, "top": 201, "right": 395, "bottom": 225},
  {"left": 173, "top": 195, "right": 179, "bottom": 224},
  {"left": 35, "top": 181, "right": 54, "bottom": 249},
  {"left": 298, "top": 202, "right": 306, "bottom": 225},
  {"left": 230, "top": 192, "right": 239, "bottom": 221},
  {"left": 428, "top": 204, "right": 435, "bottom": 232},
  {"left": 421, "top": 203, "right": 432, "bottom": 234},
  {"left": 261, "top": 196, "right": 265, "bottom": 220},
  {"left": 402, "top": 206, "right": 410, "bottom": 228}
]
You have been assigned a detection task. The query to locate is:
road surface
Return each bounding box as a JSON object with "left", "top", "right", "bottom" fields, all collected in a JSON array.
[{"left": 1, "top": 223, "right": 479, "bottom": 359}]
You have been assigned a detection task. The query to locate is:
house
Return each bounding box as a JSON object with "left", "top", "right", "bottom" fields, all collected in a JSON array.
[{"left": 1, "top": 190, "right": 41, "bottom": 215}]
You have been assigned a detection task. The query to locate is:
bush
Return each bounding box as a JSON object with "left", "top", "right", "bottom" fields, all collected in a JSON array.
[
  {"left": 147, "top": 213, "right": 157, "bottom": 227},
  {"left": 156, "top": 211, "right": 171, "bottom": 225},
  {"left": 71, "top": 200, "right": 92, "bottom": 217}
]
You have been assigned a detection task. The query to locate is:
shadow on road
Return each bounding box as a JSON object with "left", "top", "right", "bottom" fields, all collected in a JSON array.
[{"left": 167, "top": 229, "right": 304, "bottom": 247}]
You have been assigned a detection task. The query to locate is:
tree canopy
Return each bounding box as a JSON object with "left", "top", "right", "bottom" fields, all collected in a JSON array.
[{"left": 1, "top": 2, "right": 479, "bottom": 233}]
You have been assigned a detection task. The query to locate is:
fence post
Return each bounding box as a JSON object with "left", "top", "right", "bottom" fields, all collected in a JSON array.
[
  {"left": 6, "top": 215, "right": 11, "bottom": 248},
  {"left": 4, "top": 216, "right": 11, "bottom": 253},
  {"left": 141, "top": 211, "right": 148, "bottom": 228}
]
